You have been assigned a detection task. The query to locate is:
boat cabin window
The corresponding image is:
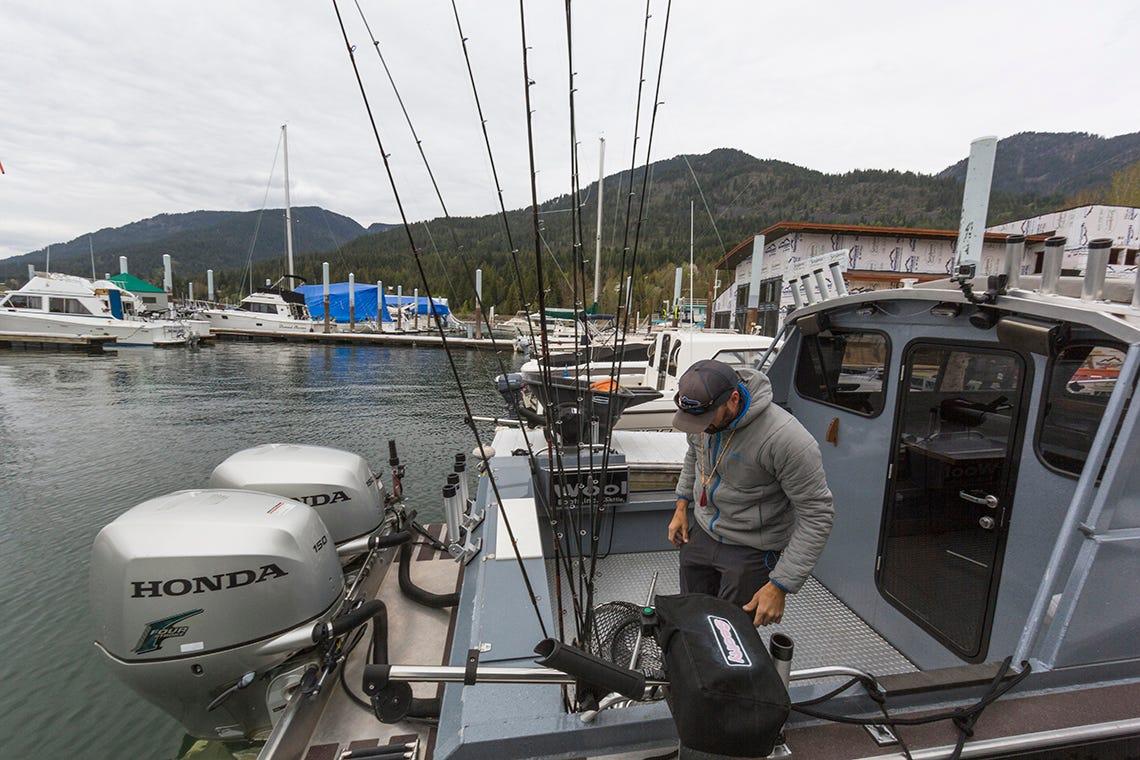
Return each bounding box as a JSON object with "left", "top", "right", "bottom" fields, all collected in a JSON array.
[
  {"left": 668, "top": 340, "right": 683, "bottom": 376},
  {"left": 49, "top": 297, "right": 92, "bottom": 315},
  {"left": 3, "top": 294, "right": 42, "bottom": 310},
  {"left": 1037, "top": 344, "right": 1126, "bottom": 478},
  {"left": 240, "top": 302, "right": 277, "bottom": 314},
  {"left": 794, "top": 331, "right": 889, "bottom": 416},
  {"left": 712, "top": 347, "right": 767, "bottom": 370}
]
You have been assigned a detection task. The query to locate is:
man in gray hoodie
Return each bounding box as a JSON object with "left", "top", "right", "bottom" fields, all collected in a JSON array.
[{"left": 670, "top": 359, "right": 834, "bottom": 626}]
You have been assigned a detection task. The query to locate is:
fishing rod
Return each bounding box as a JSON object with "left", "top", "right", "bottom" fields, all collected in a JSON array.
[
  {"left": 330, "top": 0, "right": 549, "bottom": 640},
  {"left": 589, "top": 0, "right": 675, "bottom": 631},
  {"left": 447, "top": 0, "right": 593, "bottom": 640}
]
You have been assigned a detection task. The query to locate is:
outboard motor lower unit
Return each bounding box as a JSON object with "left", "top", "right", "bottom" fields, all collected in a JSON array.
[
  {"left": 91, "top": 489, "right": 344, "bottom": 740},
  {"left": 209, "top": 444, "right": 386, "bottom": 556}
]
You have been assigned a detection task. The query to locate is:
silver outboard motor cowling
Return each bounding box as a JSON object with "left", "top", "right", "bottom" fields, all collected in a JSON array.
[
  {"left": 209, "top": 444, "right": 386, "bottom": 557},
  {"left": 91, "top": 489, "right": 344, "bottom": 740}
]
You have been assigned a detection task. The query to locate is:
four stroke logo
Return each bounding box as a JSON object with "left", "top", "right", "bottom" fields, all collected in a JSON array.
[{"left": 133, "top": 609, "right": 205, "bottom": 655}]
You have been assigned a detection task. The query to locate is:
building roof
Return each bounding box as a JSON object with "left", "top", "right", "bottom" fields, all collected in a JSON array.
[
  {"left": 715, "top": 221, "right": 1048, "bottom": 271},
  {"left": 109, "top": 272, "right": 165, "bottom": 294}
]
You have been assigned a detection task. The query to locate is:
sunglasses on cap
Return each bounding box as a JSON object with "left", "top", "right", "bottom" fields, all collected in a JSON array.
[{"left": 673, "top": 384, "right": 735, "bottom": 416}]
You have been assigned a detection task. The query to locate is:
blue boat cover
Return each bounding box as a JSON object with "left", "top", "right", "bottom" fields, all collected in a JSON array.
[{"left": 294, "top": 284, "right": 451, "bottom": 323}]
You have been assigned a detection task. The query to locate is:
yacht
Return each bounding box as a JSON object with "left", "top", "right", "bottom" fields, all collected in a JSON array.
[
  {"left": 195, "top": 286, "right": 314, "bottom": 334},
  {"left": 0, "top": 272, "right": 190, "bottom": 347}
]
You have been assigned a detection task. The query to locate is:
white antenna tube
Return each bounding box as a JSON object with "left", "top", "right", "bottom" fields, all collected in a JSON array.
[
  {"left": 282, "top": 124, "right": 295, "bottom": 282},
  {"left": 954, "top": 136, "right": 998, "bottom": 273},
  {"left": 593, "top": 137, "right": 605, "bottom": 307}
]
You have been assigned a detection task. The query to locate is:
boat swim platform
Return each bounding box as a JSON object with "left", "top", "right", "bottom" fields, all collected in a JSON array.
[
  {"left": 0, "top": 331, "right": 117, "bottom": 353},
  {"left": 211, "top": 327, "right": 510, "bottom": 352}
]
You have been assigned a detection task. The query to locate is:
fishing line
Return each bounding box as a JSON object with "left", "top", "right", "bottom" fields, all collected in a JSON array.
[
  {"left": 330, "top": 0, "right": 549, "bottom": 639},
  {"left": 682, "top": 153, "right": 728, "bottom": 256}
]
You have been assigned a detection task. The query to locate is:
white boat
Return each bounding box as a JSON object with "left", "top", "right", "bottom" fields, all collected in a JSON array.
[
  {"left": 195, "top": 287, "right": 314, "bottom": 333},
  {"left": 94, "top": 279, "right": 212, "bottom": 341},
  {"left": 0, "top": 272, "right": 191, "bottom": 347},
  {"left": 613, "top": 329, "right": 776, "bottom": 429}
]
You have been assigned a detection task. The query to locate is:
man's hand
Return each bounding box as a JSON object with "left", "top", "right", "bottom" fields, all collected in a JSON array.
[
  {"left": 743, "top": 582, "right": 786, "bottom": 626},
  {"left": 668, "top": 500, "right": 690, "bottom": 546}
]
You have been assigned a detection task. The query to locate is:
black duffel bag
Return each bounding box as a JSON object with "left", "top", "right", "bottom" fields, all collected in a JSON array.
[{"left": 654, "top": 593, "right": 789, "bottom": 757}]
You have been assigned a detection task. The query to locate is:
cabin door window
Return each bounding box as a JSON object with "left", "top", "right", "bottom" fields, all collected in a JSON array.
[{"left": 877, "top": 343, "right": 1026, "bottom": 660}]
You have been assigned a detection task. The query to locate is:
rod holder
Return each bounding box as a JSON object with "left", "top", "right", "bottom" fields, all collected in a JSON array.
[
  {"left": 813, "top": 268, "right": 830, "bottom": 301},
  {"left": 1004, "top": 234, "right": 1026, "bottom": 289},
  {"left": 1083, "top": 238, "right": 1111, "bottom": 302},
  {"left": 769, "top": 633, "right": 794, "bottom": 691},
  {"left": 828, "top": 262, "right": 848, "bottom": 297},
  {"left": 443, "top": 483, "right": 480, "bottom": 564},
  {"left": 799, "top": 274, "right": 816, "bottom": 304},
  {"left": 1040, "top": 236, "right": 1065, "bottom": 295},
  {"left": 453, "top": 454, "right": 483, "bottom": 530},
  {"left": 788, "top": 280, "right": 803, "bottom": 309}
]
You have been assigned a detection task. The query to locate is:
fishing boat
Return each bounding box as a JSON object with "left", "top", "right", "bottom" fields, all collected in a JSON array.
[
  {"left": 1, "top": 272, "right": 191, "bottom": 346},
  {"left": 88, "top": 136, "right": 1140, "bottom": 759}
]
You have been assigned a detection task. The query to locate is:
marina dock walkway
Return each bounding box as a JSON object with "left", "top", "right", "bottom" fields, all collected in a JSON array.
[{"left": 210, "top": 327, "right": 512, "bottom": 352}]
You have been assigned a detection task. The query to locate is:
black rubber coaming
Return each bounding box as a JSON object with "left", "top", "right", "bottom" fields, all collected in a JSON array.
[{"left": 397, "top": 542, "right": 460, "bottom": 608}]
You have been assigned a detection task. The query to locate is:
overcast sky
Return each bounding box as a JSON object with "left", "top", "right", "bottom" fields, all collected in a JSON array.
[{"left": 1, "top": 0, "right": 1136, "bottom": 259}]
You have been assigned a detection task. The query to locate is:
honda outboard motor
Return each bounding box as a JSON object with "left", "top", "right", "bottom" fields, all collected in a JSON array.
[
  {"left": 91, "top": 489, "right": 344, "bottom": 740},
  {"left": 209, "top": 444, "right": 385, "bottom": 557}
]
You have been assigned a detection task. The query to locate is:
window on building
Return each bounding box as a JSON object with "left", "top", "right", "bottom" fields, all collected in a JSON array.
[
  {"left": 3, "top": 294, "right": 42, "bottom": 310},
  {"left": 795, "top": 331, "right": 889, "bottom": 416},
  {"left": 1126, "top": 250, "right": 1137, "bottom": 266},
  {"left": 49, "top": 297, "right": 92, "bottom": 315},
  {"left": 1038, "top": 344, "right": 1126, "bottom": 477},
  {"left": 142, "top": 296, "right": 158, "bottom": 304}
]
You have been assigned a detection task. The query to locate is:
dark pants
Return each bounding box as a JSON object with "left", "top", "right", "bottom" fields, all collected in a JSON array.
[{"left": 679, "top": 523, "right": 780, "bottom": 608}]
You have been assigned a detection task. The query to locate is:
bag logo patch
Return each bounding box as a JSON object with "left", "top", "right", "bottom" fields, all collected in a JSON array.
[{"left": 707, "top": 615, "right": 751, "bottom": 667}]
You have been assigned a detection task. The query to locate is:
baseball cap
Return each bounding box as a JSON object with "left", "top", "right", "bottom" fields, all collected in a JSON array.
[{"left": 672, "top": 359, "right": 740, "bottom": 433}]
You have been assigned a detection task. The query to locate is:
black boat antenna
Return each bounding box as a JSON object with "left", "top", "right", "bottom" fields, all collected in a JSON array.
[{"left": 330, "top": 0, "right": 549, "bottom": 639}]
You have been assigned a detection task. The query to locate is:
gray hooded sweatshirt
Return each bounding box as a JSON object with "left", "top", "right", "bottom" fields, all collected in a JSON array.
[{"left": 675, "top": 368, "right": 834, "bottom": 593}]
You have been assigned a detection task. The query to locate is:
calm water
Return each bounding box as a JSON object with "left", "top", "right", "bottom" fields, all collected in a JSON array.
[{"left": 0, "top": 342, "right": 518, "bottom": 759}]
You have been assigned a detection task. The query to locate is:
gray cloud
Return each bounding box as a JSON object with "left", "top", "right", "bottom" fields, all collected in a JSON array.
[{"left": 2, "top": 0, "right": 1137, "bottom": 259}]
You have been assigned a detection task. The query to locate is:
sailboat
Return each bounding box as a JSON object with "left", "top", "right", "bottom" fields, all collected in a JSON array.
[{"left": 195, "top": 125, "right": 315, "bottom": 334}]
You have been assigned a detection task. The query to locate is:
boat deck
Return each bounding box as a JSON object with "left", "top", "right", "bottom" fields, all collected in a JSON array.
[
  {"left": 554, "top": 550, "right": 916, "bottom": 684},
  {"left": 289, "top": 528, "right": 461, "bottom": 760}
]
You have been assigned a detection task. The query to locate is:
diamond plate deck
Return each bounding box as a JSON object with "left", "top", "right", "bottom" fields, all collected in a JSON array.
[{"left": 551, "top": 550, "right": 915, "bottom": 682}]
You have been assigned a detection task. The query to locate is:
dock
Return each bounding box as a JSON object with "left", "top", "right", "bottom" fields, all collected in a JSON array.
[
  {"left": 0, "top": 332, "right": 117, "bottom": 353},
  {"left": 210, "top": 328, "right": 513, "bottom": 352}
]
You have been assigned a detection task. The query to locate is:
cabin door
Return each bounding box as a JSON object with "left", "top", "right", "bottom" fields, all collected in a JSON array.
[{"left": 877, "top": 342, "right": 1027, "bottom": 660}]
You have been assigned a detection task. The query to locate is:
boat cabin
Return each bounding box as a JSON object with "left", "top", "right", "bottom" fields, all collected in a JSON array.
[
  {"left": 643, "top": 329, "right": 774, "bottom": 391},
  {"left": 239, "top": 288, "right": 312, "bottom": 320}
]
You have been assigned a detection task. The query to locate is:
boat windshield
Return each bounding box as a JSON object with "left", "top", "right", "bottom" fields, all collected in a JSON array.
[{"left": 3, "top": 294, "right": 43, "bottom": 310}]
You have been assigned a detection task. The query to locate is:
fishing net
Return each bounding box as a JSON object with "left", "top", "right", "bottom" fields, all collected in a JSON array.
[{"left": 588, "top": 601, "right": 664, "bottom": 678}]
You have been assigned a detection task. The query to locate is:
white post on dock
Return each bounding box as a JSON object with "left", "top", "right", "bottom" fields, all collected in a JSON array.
[
  {"left": 413, "top": 288, "right": 420, "bottom": 330},
  {"left": 593, "top": 136, "right": 605, "bottom": 308},
  {"left": 397, "top": 285, "right": 404, "bottom": 331},
  {"left": 162, "top": 254, "right": 172, "bottom": 294},
  {"left": 45, "top": 245, "right": 51, "bottom": 273},
  {"left": 207, "top": 270, "right": 215, "bottom": 301},
  {"left": 188, "top": 282, "right": 194, "bottom": 302},
  {"left": 27, "top": 264, "right": 34, "bottom": 282},
  {"left": 377, "top": 280, "right": 384, "bottom": 329},
  {"left": 672, "top": 266, "right": 683, "bottom": 327},
  {"left": 119, "top": 256, "right": 128, "bottom": 275},
  {"left": 322, "top": 261, "right": 331, "bottom": 334},
  {"left": 474, "top": 268, "right": 483, "bottom": 340},
  {"left": 348, "top": 272, "right": 356, "bottom": 331},
  {"left": 489, "top": 305, "right": 495, "bottom": 328}
]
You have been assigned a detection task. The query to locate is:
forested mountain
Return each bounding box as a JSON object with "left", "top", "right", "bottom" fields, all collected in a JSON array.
[
  {"left": 8, "top": 132, "right": 1134, "bottom": 315},
  {"left": 273, "top": 147, "right": 1057, "bottom": 315},
  {"left": 939, "top": 131, "right": 1140, "bottom": 197},
  {"left": 1, "top": 207, "right": 367, "bottom": 286}
]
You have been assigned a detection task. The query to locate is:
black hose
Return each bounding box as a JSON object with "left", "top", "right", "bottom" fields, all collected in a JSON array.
[
  {"left": 369, "top": 529, "right": 412, "bottom": 550},
  {"left": 398, "top": 542, "right": 459, "bottom": 608}
]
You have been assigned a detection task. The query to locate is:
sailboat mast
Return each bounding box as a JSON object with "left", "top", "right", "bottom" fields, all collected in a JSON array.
[
  {"left": 689, "top": 199, "right": 694, "bottom": 326},
  {"left": 282, "top": 124, "right": 295, "bottom": 282},
  {"left": 90, "top": 235, "right": 96, "bottom": 280},
  {"left": 593, "top": 137, "right": 605, "bottom": 307}
]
